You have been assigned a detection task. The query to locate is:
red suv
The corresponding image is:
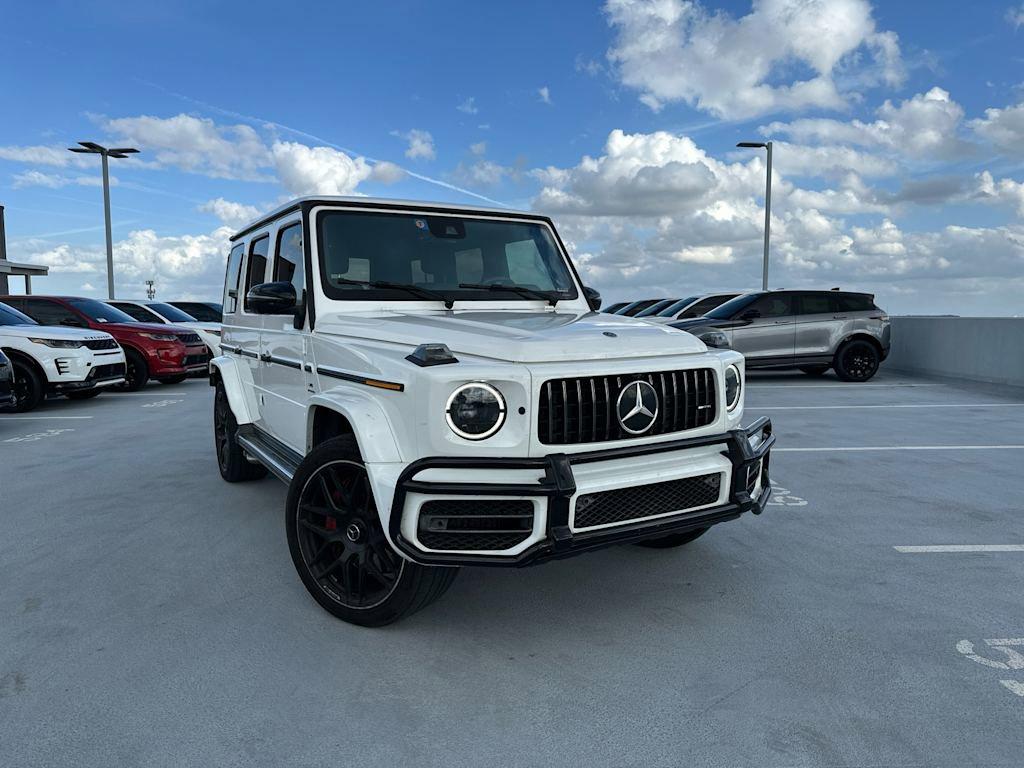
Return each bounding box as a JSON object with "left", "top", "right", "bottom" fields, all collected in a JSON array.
[{"left": 1, "top": 295, "right": 208, "bottom": 390}]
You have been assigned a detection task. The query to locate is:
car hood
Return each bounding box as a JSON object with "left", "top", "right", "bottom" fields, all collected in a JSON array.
[
  {"left": 178, "top": 321, "right": 221, "bottom": 331},
  {"left": 0, "top": 324, "right": 114, "bottom": 341},
  {"left": 100, "top": 321, "right": 192, "bottom": 335},
  {"left": 315, "top": 310, "right": 706, "bottom": 363}
]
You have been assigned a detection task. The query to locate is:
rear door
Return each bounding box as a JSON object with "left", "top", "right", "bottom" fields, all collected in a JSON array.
[
  {"left": 258, "top": 220, "right": 311, "bottom": 451},
  {"left": 793, "top": 292, "right": 844, "bottom": 360},
  {"left": 728, "top": 293, "right": 795, "bottom": 365}
]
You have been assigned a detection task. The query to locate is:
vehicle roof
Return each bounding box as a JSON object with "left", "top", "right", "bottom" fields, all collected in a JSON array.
[{"left": 231, "top": 196, "right": 538, "bottom": 242}]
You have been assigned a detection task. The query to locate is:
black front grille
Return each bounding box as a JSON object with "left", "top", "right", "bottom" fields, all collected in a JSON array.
[
  {"left": 574, "top": 473, "right": 722, "bottom": 529},
  {"left": 538, "top": 368, "right": 716, "bottom": 445},
  {"left": 176, "top": 332, "right": 202, "bottom": 345},
  {"left": 418, "top": 499, "right": 534, "bottom": 551},
  {"left": 89, "top": 363, "right": 126, "bottom": 380},
  {"left": 84, "top": 338, "right": 118, "bottom": 350},
  {"left": 182, "top": 354, "right": 207, "bottom": 367}
]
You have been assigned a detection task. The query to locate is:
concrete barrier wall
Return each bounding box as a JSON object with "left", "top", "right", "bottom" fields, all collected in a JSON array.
[{"left": 886, "top": 317, "right": 1024, "bottom": 387}]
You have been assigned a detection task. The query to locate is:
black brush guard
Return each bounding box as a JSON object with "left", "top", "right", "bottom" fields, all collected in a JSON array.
[{"left": 388, "top": 417, "right": 774, "bottom": 567}]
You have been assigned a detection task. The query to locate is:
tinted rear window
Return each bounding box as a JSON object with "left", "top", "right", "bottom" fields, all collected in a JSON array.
[{"left": 835, "top": 294, "right": 874, "bottom": 312}]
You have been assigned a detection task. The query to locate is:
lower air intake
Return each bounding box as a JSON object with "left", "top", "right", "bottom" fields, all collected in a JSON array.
[
  {"left": 574, "top": 473, "right": 722, "bottom": 529},
  {"left": 418, "top": 499, "right": 534, "bottom": 551}
]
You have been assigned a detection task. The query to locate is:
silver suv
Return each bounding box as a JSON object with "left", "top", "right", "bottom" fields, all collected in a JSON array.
[{"left": 670, "top": 290, "right": 890, "bottom": 381}]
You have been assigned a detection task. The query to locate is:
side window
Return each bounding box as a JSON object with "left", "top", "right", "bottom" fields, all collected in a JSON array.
[
  {"left": 686, "top": 297, "right": 725, "bottom": 317},
  {"left": 835, "top": 293, "right": 873, "bottom": 312},
  {"left": 224, "top": 244, "right": 244, "bottom": 314},
  {"left": 243, "top": 236, "right": 270, "bottom": 312},
  {"left": 23, "top": 300, "right": 84, "bottom": 326},
  {"left": 797, "top": 293, "right": 832, "bottom": 315},
  {"left": 272, "top": 223, "right": 305, "bottom": 303},
  {"left": 746, "top": 294, "right": 792, "bottom": 318}
]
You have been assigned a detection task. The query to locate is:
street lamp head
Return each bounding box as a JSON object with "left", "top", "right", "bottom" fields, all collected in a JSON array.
[
  {"left": 737, "top": 141, "right": 768, "bottom": 148},
  {"left": 107, "top": 148, "right": 139, "bottom": 159}
]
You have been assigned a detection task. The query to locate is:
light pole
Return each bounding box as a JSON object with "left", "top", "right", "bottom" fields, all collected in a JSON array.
[
  {"left": 737, "top": 141, "right": 772, "bottom": 291},
  {"left": 67, "top": 142, "right": 139, "bottom": 299}
]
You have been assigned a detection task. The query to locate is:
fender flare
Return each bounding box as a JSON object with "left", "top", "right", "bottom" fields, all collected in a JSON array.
[
  {"left": 307, "top": 391, "right": 403, "bottom": 464},
  {"left": 209, "top": 355, "right": 257, "bottom": 424}
]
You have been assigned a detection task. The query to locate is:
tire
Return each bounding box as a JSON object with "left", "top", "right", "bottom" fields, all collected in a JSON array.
[
  {"left": 286, "top": 435, "right": 458, "bottom": 627},
  {"left": 213, "top": 381, "right": 267, "bottom": 482},
  {"left": 799, "top": 365, "right": 829, "bottom": 376},
  {"left": 159, "top": 374, "right": 188, "bottom": 385},
  {"left": 66, "top": 389, "right": 102, "bottom": 400},
  {"left": 9, "top": 360, "right": 44, "bottom": 413},
  {"left": 834, "top": 339, "right": 880, "bottom": 382},
  {"left": 119, "top": 348, "right": 149, "bottom": 391},
  {"left": 634, "top": 526, "right": 709, "bottom": 549}
]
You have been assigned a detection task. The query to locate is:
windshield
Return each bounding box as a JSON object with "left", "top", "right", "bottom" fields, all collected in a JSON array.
[
  {"left": 634, "top": 298, "right": 676, "bottom": 318},
  {"left": 148, "top": 303, "right": 196, "bottom": 322},
  {"left": 67, "top": 298, "right": 137, "bottom": 324},
  {"left": 655, "top": 295, "right": 700, "bottom": 317},
  {"left": 0, "top": 303, "right": 38, "bottom": 326},
  {"left": 704, "top": 293, "right": 764, "bottom": 320},
  {"left": 318, "top": 210, "right": 578, "bottom": 303},
  {"left": 172, "top": 302, "right": 221, "bottom": 322}
]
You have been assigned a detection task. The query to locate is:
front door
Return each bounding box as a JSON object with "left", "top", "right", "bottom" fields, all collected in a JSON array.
[
  {"left": 257, "top": 221, "right": 311, "bottom": 451},
  {"left": 793, "top": 292, "right": 844, "bottom": 359},
  {"left": 728, "top": 293, "right": 796, "bottom": 366}
]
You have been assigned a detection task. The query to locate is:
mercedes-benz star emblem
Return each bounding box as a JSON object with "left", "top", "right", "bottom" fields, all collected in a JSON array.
[{"left": 616, "top": 380, "right": 659, "bottom": 434}]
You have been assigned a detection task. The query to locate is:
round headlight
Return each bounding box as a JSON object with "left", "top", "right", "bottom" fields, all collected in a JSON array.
[
  {"left": 445, "top": 382, "right": 506, "bottom": 440},
  {"left": 725, "top": 364, "right": 742, "bottom": 412}
]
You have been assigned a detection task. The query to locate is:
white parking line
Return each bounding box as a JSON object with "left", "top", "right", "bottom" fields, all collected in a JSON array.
[
  {"left": 776, "top": 445, "right": 1024, "bottom": 452},
  {"left": 895, "top": 545, "right": 1024, "bottom": 553},
  {"left": 0, "top": 415, "right": 94, "bottom": 420},
  {"left": 748, "top": 403, "right": 1024, "bottom": 410}
]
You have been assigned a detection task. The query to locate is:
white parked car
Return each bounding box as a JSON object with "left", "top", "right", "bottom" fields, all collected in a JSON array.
[
  {"left": 0, "top": 301, "right": 126, "bottom": 411},
  {"left": 211, "top": 197, "right": 774, "bottom": 626},
  {"left": 106, "top": 299, "right": 222, "bottom": 357}
]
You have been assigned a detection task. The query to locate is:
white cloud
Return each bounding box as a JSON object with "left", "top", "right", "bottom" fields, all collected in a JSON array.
[
  {"left": 605, "top": 0, "right": 904, "bottom": 119},
  {"left": 456, "top": 97, "right": 478, "bottom": 114},
  {"left": 271, "top": 142, "right": 375, "bottom": 196},
  {"left": 100, "top": 113, "right": 272, "bottom": 180},
  {"left": 393, "top": 129, "right": 436, "bottom": 161},
  {"left": 199, "top": 198, "right": 263, "bottom": 228},
  {"left": 80, "top": 282, "right": 96, "bottom": 291},
  {"left": 0, "top": 145, "right": 96, "bottom": 168},
  {"left": 454, "top": 159, "right": 512, "bottom": 187},
  {"left": 974, "top": 171, "right": 1024, "bottom": 217},
  {"left": 11, "top": 170, "right": 112, "bottom": 189},
  {"left": 538, "top": 86, "right": 552, "bottom": 105},
  {"left": 970, "top": 101, "right": 1024, "bottom": 155},
  {"left": 1008, "top": 4, "right": 1024, "bottom": 29},
  {"left": 470, "top": 141, "right": 487, "bottom": 156}
]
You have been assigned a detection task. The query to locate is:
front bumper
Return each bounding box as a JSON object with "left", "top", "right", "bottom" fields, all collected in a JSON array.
[{"left": 388, "top": 417, "right": 774, "bottom": 567}]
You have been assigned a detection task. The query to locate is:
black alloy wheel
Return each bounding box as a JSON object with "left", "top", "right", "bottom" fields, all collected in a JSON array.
[
  {"left": 286, "top": 436, "right": 457, "bottom": 626},
  {"left": 213, "top": 382, "right": 266, "bottom": 482},
  {"left": 835, "top": 340, "right": 880, "bottom": 382},
  {"left": 119, "top": 349, "right": 149, "bottom": 391},
  {"left": 10, "top": 361, "right": 44, "bottom": 412}
]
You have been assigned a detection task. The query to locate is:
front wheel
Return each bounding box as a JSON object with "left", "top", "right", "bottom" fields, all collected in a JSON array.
[
  {"left": 119, "top": 348, "right": 149, "bottom": 391},
  {"left": 834, "top": 340, "right": 880, "bottom": 382},
  {"left": 634, "top": 527, "right": 709, "bottom": 549},
  {"left": 286, "top": 436, "right": 457, "bottom": 627}
]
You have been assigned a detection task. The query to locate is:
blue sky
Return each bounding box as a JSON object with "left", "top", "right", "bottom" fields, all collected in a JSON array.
[{"left": 1, "top": 0, "right": 1023, "bottom": 314}]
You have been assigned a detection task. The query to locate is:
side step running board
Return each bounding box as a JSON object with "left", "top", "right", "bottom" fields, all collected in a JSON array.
[{"left": 235, "top": 425, "right": 302, "bottom": 483}]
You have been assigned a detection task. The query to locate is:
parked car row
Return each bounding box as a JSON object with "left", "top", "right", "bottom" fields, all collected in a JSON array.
[
  {"left": 0, "top": 296, "right": 222, "bottom": 412},
  {"left": 607, "top": 289, "right": 891, "bottom": 382}
]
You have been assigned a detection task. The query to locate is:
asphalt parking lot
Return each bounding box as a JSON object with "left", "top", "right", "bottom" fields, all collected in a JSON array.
[{"left": 2, "top": 370, "right": 1023, "bottom": 767}]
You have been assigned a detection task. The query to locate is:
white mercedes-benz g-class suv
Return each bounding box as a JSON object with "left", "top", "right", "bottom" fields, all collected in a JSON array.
[{"left": 211, "top": 197, "right": 774, "bottom": 626}]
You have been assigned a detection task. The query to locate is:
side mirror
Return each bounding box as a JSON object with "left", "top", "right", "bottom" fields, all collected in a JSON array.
[
  {"left": 247, "top": 281, "right": 297, "bottom": 315},
  {"left": 582, "top": 286, "right": 602, "bottom": 312},
  {"left": 740, "top": 308, "right": 761, "bottom": 320}
]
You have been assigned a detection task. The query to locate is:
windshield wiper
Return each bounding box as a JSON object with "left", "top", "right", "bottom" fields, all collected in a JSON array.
[
  {"left": 334, "top": 278, "right": 454, "bottom": 309},
  {"left": 458, "top": 283, "right": 564, "bottom": 306}
]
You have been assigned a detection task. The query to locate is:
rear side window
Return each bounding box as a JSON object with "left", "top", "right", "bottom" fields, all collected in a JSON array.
[
  {"left": 835, "top": 293, "right": 874, "bottom": 312},
  {"left": 224, "top": 244, "right": 244, "bottom": 314},
  {"left": 22, "top": 299, "right": 85, "bottom": 327},
  {"left": 796, "top": 293, "right": 832, "bottom": 315},
  {"left": 243, "top": 236, "right": 270, "bottom": 312},
  {"left": 273, "top": 223, "right": 305, "bottom": 302}
]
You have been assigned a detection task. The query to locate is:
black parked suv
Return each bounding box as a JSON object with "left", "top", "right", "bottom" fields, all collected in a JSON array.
[{"left": 671, "top": 290, "right": 891, "bottom": 381}]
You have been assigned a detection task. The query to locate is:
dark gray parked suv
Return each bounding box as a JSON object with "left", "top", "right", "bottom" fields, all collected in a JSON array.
[{"left": 670, "top": 290, "right": 890, "bottom": 381}]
